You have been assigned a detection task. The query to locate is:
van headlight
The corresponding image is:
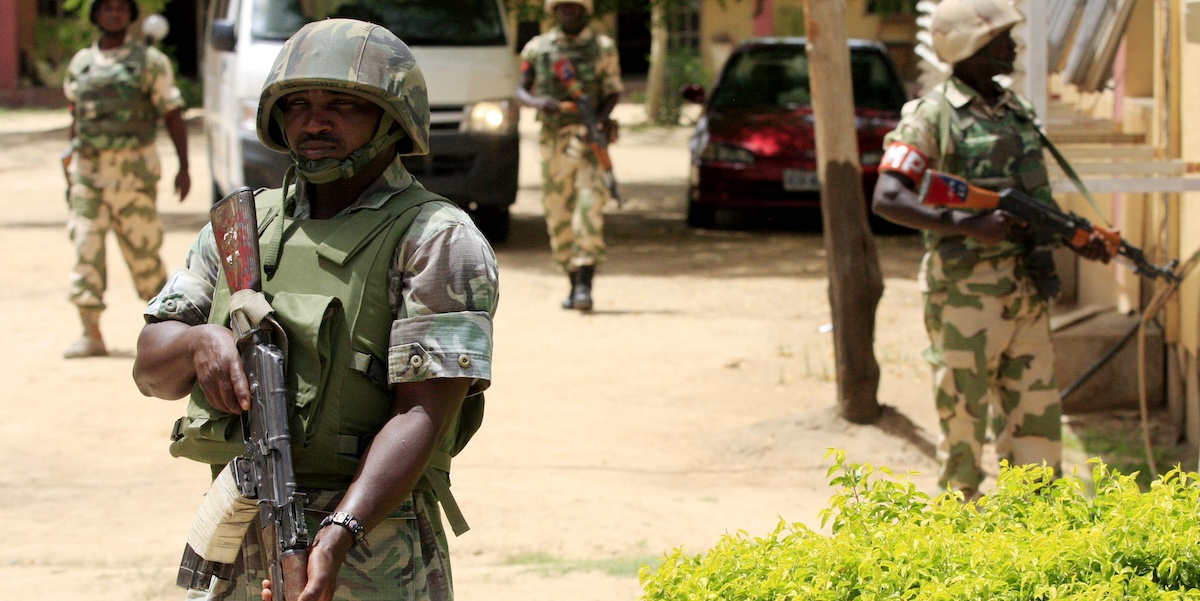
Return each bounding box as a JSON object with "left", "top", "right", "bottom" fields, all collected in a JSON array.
[{"left": 463, "top": 99, "right": 517, "bottom": 135}]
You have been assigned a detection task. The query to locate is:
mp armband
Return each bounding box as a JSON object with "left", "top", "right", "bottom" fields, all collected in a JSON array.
[{"left": 879, "top": 141, "right": 930, "bottom": 184}]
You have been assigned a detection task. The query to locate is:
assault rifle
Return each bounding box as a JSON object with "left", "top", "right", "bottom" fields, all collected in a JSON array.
[
  {"left": 176, "top": 187, "right": 309, "bottom": 600},
  {"left": 551, "top": 56, "right": 622, "bottom": 207},
  {"left": 918, "top": 170, "right": 1180, "bottom": 284}
]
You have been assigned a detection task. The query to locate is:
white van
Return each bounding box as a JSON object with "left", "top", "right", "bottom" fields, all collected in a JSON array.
[{"left": 202, "top": 0, "right": 520, "bottom": 242}]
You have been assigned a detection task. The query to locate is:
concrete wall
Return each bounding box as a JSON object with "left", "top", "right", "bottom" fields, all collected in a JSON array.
[{"left": 696, "top": 0, "right": 919, "bottom": 83}]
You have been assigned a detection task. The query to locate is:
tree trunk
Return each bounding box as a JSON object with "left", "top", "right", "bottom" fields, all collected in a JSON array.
[
  {"left": 644, "top": 1, "right": 667, "bottom": 123},
  {"left": 802, "top": 0, "right": 884, "bottom": 424}
]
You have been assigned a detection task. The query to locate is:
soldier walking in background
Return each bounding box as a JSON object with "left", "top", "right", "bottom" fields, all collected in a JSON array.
[
  {"left": 871, "top": 0, "right": 1111, "bottom": 501},
  {"left": 62, "top": 0, "right": 190, "bottom": 358},
  {"left": 517, "top": 0, "right": 623, "bottom": 311}
]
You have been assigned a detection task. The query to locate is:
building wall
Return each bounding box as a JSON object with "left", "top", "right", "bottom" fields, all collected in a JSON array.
[{"left": 697, "top": 0, "right": 919, "bottom": 83}]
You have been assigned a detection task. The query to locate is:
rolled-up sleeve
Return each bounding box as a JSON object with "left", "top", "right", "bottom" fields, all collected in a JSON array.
[
  {"left": 144, "top": 225, "right": 220, "bottom": 325},
  {"left": 387, "top": 204, "right": 498, "bottom": 393}
]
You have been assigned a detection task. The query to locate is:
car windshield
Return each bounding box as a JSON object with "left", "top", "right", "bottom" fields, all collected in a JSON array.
[
  {"left": 250, "top": 0, "right": 508, "bottom": 46},
  {"left": 710, "top": 44, "right": 907, "bottom": 111}
]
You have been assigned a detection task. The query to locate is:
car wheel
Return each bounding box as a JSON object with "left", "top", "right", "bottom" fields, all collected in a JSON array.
[
  {"left": 686, "top": 200, "right": 716, "bottom": 229},
  {"left": 471, "top": 205, "right": 511, "bottom": 244}
]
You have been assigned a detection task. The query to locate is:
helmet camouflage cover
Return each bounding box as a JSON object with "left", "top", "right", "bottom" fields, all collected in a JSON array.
[
  {"left": 257, "top": 18, "right": 430, "bottom": 158},
  {"left": 931, "top": 0, "right": 1023, "bottom": 65}
]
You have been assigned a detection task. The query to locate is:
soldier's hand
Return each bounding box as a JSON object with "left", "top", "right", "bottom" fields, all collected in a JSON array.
[
  {"left": 537, "top": 97, "right": 562, "bottom": 114},
  {"left": 191, "top": 324, "right": 251, "bottom": 414},
  {"left": 959, "top": 210, "right": 1012, "bottom": 245},
  {"left": 176, "top": 170, "right": 191, "bottom": 202},
  {"left": 261, "top": 525, "right": 348, "bottom": 601}
]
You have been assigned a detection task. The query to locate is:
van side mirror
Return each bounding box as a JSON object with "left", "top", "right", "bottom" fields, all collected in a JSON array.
[
  {"left": 680, "top": 83, "right": 705, "bottom": 104},
  {"left": 210, "top": 19, "right": 237, "bottom": 52}
]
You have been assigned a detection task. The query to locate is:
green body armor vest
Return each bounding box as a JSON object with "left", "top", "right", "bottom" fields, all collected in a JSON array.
[
  {"left": 169, "top": 181, "right": 480, "bottom": 534},
  {"left": 534, "top": 34, "right": 606, "bottom": 131},
  {"left": 71, "top": 43, "right": 159, "bottom": 150}
]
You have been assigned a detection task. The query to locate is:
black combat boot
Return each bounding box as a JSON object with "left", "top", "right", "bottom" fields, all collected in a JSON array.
[
  {"left": 571, "top": 265, "right": 594, "bottom": 311},
  {"left": 561, "top": 270, "right": 579, "bottom": 309}
]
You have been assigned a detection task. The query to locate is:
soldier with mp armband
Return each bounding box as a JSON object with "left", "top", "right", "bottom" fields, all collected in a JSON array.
[{"left": 870, "top": 0, "right": 1111, "bottom": 503}]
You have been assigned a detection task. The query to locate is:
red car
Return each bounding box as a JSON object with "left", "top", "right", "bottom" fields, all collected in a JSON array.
[{"left": 681, "top": 37, "right": 909, "bottom": 229}]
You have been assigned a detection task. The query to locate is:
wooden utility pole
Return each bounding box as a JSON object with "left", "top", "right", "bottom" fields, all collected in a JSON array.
[
  {"left": 802, "top": 0, "right": 884, "bottom": 423},
  {"left": 644, "top": 1, "right": 668, "bottom": 122}
]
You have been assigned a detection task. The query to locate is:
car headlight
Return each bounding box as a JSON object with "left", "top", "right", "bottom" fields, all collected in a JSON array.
[
  {"left": 860, "top": 149, "right": 883, "bottom": 167},
  {"left": 699, "top": 142, "right": 755, "bottom": 165},
  {"left": 463, "top": 99, "right": 517, "bottom": 135}
]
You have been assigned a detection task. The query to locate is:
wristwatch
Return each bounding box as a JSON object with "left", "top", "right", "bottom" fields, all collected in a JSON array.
[{"left": 319, "top": 511, "right": 366, "bottom": 548}]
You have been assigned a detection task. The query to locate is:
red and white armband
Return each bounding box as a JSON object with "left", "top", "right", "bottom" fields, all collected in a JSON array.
[{"left": 879, "top": 141, "right": 930, "bottom": 184}]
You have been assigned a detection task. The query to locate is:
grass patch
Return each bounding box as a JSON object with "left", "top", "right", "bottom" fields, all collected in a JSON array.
[
  {"left": 503, "top": 551, "right": 662, "bottom": 578},
  {"left": 0, "top": 107, "right": 63, "bottom": 117},
  {"left": 1063, "top": 410, "right": 1197, "bottom": 490}
]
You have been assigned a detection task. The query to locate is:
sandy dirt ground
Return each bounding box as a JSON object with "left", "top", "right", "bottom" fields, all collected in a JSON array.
[{"left": 0, "top": 106, "right": 1192, "bottom": 601}]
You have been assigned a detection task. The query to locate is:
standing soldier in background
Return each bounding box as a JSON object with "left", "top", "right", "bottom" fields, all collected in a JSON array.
[
  {"left": 63, "top": 0, "right": 190, "bottom": 358},
  {"left": 517, "top": 0, "right": 623, "bottom": 311},
  {"left": 871, "top": 0, "right": 1111, "bottom": 501}
]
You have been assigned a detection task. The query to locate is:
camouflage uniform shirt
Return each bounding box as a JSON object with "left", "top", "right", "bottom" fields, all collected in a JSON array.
[
  {"left": 884, "top": 76, "right": 1052, "bottom": 262},
  {"left": 145, "top": 157, "right": 498, "bottom": 394},
  {"left": 520, "top": 26, "right": 623, "bottom": 132}
]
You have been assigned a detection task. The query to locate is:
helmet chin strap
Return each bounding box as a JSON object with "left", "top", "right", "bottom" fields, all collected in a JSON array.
[{"left": 278, "top": 109, "right": 407, "bottom": 185}]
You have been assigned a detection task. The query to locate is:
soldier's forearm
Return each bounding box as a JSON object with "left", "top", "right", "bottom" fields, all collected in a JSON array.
[{"left": 164, "top": 109, "right": 189, "bottom": 171}]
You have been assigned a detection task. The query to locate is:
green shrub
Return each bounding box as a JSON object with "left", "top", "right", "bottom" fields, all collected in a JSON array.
[
  {"left": 651, "top": 47, "right": 708, "bottom": 126},
  {"left": 639, "top": 450, "right": 1200, "bottom": 600}
]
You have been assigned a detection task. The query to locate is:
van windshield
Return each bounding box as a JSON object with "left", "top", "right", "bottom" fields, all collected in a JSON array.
[{"left": 251, "top": 0, "right": 508, "bottom": 46}]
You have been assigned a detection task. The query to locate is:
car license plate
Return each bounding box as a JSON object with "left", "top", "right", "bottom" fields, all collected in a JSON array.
[{"left": 783, "top": 169, "right": 820, "bottom": 192}]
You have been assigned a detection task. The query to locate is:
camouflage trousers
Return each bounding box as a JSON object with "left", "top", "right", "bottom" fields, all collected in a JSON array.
[
  {"left": 67, "top": 144, "right": 167, "bottom": 310},
  {"left": 920, "top": 252, "right": 1062, "bottom": 494},
  {"left": 185, "top": 488, "right": 453, "bottom": 601},
  {"left": 538, "top": 124, "right": 610, "bottom": 271}
]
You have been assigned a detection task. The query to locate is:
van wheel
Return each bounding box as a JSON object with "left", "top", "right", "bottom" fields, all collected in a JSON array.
[{"left": 471, "top": 206, "right": 511, "bottom": 244}]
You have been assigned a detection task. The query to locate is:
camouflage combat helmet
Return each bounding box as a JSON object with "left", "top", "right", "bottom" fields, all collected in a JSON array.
[
  {"left": 545, "top": 0, "right": 592, "bottom": 15},
  {"left": 931, "top": 0, "right": 1023, "bottom": 65},
  {"left": 257, "top": 18, "right": 430, "bottom": 184}
]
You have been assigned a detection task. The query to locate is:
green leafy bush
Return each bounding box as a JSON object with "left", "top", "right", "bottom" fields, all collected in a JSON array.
[
  {"left": 651, "top": 47, "right": 709, "bottom": 126},
  {"left": 639, "top": 450, "right": 1200, "bottom": 600}
]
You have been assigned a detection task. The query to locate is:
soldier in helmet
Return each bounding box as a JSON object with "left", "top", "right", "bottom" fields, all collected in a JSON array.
[
  {"left": 62, "top": 0, "right": 190, "bottom": 358},
  {"left": 517, "top": 0, "right": 623, "bottom": 311},
  {"left": 871, "top": 0, "right": 1111, "bottom": 501},
  {"left": 132, "top": 19, "right": 498, "bottom": 601}
]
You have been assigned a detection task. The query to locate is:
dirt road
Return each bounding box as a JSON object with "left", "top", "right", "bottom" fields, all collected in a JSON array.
[{"left": 0, "top": 106, "right": 1177, "bottom": 601}]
